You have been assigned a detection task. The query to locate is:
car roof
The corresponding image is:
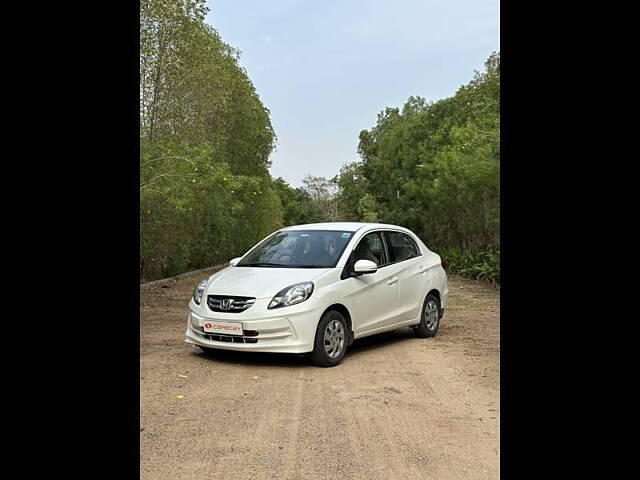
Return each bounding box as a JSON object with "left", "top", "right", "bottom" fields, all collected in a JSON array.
[{"left": 281, "top": 222, "right": 410, "bottom": 233}]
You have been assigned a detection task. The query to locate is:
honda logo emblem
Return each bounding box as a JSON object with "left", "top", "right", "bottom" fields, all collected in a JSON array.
[{"left": 220, "top": 299, "right": 233, "bottom": 310}]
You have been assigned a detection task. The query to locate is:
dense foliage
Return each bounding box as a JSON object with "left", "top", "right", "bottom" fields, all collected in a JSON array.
[
  {"left": 335, "top": 52, "right": 500, "bottom": 282},
  {"left": 140, "top": 0, "right": 284, "bottom": 281},
  {"left": 140, "top": 1, "right": 499, "bottom": 284},
  {"left": 438, "top": 248, "right": 500, "bottom": 284},
  {"left": 338, "top": 53, "right": 499, "bottom": 248}
]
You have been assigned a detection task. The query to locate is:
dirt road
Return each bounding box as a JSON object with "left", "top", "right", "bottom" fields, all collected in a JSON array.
[{"left": 140, "top": 268, "right": 500, "bottom": 480}]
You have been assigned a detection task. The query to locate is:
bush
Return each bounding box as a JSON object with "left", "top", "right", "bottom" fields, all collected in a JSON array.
[{"left": 438, "top": 248, "right": 500, "bottom": 284}]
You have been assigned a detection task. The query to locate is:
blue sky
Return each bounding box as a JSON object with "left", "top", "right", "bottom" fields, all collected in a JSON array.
[{"left": 206, "top": 0, "right": 499, "bottom": 187}]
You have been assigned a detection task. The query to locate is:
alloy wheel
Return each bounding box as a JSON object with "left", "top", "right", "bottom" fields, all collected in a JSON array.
[
  {"left": 424, "top": 299, "right": 439, "bottom": 331},
  {"left": 324, "top": 319, "right": 345, "bottom": 358}
]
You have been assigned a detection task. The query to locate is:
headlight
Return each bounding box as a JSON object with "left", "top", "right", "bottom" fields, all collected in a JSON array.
[
  {"left": 193, "top": 279, "right": 208, "bottom": 305},
  {"left": 268, "top": 282, "right": 314, "bottom": 309}
]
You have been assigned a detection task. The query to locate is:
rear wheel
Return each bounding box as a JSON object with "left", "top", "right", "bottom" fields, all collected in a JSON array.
[
  {"left": 412, "top": 293, "right": 441, "bottom": 338},
  {"left": 311, "top": 310, "right": 348, "bottom": 367}
]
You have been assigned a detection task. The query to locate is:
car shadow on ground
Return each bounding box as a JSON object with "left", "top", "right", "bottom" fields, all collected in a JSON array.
[{"left": 190, "top": 328, "right": 421, "bottom": 368}]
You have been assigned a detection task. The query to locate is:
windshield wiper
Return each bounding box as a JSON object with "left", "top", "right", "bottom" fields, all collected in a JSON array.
[{"left": 237, "top": 262, "right": 287, "bottom": 267}]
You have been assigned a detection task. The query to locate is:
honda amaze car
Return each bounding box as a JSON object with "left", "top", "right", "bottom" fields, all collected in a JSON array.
[{"left": 185, "top": 222, "right": 448, "bottom": 367}]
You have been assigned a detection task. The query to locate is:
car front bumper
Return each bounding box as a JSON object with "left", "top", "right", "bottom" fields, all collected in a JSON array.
[{"left": 184, "top": 299, "right": 322, "bottom": 354}]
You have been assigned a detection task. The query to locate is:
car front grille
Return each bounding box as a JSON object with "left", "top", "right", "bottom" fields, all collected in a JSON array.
[{"left": 206, "top": 295, "right": 256, "bottom": 313}]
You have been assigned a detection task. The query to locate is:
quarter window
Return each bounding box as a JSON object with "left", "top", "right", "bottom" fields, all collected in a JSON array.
[{"left": 385, "top": 231, "right": 419, "bottom": 263}]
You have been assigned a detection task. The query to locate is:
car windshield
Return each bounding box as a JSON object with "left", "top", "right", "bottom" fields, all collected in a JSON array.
[{"left": 237, "top": 230, "right": 354, "bottom": 268}]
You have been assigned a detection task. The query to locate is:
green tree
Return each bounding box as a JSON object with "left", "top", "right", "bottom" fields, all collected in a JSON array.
[
  {"left": 271, "top": 177, "right": 305, "bottom": 227},
  {"left": 140, "top": 0, "right": 281, "bottom": 281},
  {"left": 357, "top": 194, "right": 380, "bottom": 222},
  {"left": 354, "top": 51, "right": 500, "bottom": 254},
  {"left": 336, "top": 162, "right": 368, "bottom": 221}
]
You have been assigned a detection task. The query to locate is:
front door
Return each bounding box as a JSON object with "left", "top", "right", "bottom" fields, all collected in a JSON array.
[{"left": 342, "top": 231, "right": 401, "bottom": 334}]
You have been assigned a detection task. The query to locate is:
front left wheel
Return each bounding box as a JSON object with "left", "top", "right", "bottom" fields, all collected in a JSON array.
[{"left": 311, "top": 310, "right": 348, "bottom": 367}]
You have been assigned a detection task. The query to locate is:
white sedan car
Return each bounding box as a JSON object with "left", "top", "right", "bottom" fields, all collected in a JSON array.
[{"left": 185, "top": 222, "right": 448, "bottom": 367}]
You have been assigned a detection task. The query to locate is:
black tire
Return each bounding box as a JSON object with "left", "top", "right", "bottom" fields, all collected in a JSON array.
[
  {"left": 412, "top": 293, "right": 441, "bottom": 338},
  {"left": 311, "top": 310, "right": 348, "bottom": 367}
]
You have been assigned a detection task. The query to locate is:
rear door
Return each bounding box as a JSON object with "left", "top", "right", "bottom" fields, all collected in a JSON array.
[{"left": 384, "top": 230, "right": 426, "bottom": 322}]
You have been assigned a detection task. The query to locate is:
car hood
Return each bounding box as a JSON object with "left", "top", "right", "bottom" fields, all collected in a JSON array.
[{"left": 204, "top": 266, "right": 331, "bottom": 299}]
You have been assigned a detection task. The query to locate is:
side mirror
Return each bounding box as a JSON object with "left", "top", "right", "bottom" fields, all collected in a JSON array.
[
  {"left": 229, "top": 257, "right": 241, "bottom": 267},
  {"left": 353, "top": 259, "right": 378, "bottom": 275}
]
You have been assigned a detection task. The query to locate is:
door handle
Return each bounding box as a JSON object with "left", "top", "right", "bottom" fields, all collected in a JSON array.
[
  {"left": 418, "top": 266, "right": 427, "bottom": 274},
  {"left": 387, "top": 277, "right": 398, "bottom": 285}
]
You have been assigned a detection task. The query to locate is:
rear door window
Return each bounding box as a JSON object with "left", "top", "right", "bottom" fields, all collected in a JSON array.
[{"left": 385, "top": 231, "right": 419, "bottom": 263}]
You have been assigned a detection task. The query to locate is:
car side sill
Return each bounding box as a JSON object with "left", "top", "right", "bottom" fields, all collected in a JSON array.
[{"left": 354, "top": 317, "right": 421, "bottom": 339}]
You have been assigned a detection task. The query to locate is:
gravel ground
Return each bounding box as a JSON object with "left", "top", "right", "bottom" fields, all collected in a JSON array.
[{"left": 140, "top": 268, "right": 500, "bottom": 480}]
